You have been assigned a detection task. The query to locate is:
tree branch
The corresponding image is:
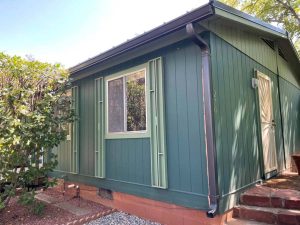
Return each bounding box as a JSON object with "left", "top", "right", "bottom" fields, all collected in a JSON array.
[{"left": 276, "top": 0, "right": 300, "bottom": 26}]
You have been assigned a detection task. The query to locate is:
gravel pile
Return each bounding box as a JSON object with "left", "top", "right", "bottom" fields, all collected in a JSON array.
[{"left": 85, "top": 211, "right": 161, "bottom": 225}]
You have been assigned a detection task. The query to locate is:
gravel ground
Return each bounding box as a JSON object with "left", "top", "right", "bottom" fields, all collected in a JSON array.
[{"left": 85, "top": 212, "right": 161, "bottom": 225}]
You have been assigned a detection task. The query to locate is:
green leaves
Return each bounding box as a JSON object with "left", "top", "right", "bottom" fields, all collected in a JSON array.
[
  {"left": 0, "top": 52, "right": 73, "bottom": 212},
  {"left": 221, "top": 0, "right": 300, "bottom": 53},
  {"left": 18, "top": 191, "right": 45, "bottom": 216}
]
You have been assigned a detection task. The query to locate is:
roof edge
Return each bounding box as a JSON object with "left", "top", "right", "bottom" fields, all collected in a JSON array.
[
  {"left": 69, "top": 3, "right": 214, "bottom": 75},
  {"left": 212, "top": 1, "right": 287, "bottom": 36},
  {"left": 213, "top": 1, "right": 300, "bottom": 64},
  {"left": 69, "top": 1, "right": 299, "bottom": 75}
]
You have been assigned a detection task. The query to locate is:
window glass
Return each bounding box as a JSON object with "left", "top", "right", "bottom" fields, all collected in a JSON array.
[
  {"left": 107, "top": 69, "right": 146, "bottom": 134},
  {"left": 108, "top": 77, "right": 124, "bottom": 132},
  {"left": 126, "top": 71, "right": 146, "bottom": 131}
]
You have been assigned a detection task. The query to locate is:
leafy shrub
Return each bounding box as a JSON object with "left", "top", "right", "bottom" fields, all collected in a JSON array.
[
  {"left": 18, "top": 191, "right": 45, "bottom": 216},
  {"left": 0, "top": 52, "right": 73, "bottom": 211}
]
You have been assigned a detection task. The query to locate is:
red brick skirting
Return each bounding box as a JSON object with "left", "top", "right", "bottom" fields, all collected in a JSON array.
[{"left": 62, "top": 181, "right": 232, "bottom": 225}]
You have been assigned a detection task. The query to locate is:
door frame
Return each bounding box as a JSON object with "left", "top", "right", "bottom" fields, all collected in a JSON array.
[{"left": 254, "top": 70, "right": 278, "bottom": 179}]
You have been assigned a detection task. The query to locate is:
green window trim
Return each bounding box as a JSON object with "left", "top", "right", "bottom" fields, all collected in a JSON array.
[
  {"left": 71, "top": 86, "right": 79, "bottom": 174},
  {"left": 104, "top": 63, "right": 151, "bottom": 139},
  {"left": 149, "top": 57, "right": 168, "bottom": 189},
  {"left": 95, "top": 77, "right": 105, "bottom": 178}
]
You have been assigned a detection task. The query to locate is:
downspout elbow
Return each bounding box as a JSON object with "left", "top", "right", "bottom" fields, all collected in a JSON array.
[
  {"left": 186, "top": 23, "right": 210, "bottom": 51},
  {"left": 207, "top": 203, "right": 218, "bottom": 218}
]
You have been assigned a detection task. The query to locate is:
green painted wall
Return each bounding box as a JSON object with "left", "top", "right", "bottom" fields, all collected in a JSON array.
[
  {"left": 279, "top": 77, "right": 300, "bottom": 168},
  {"left": 106, "top": 138, "right": 151, "bottom": 185},
  {"left": 278, "top": 56, "right": 300, "bottom": 89},
  {"left": 202, "top": 20, "right": 277, "bottom": 73},
  {"left": 201, "top": 20, "right": 300, "bottom": 88},
  {"left": 164, "top": 42, "right": 208, "bottom": 194},
  {"left": 53, "top": 40, "right": 209, "bottom": 209},
  {"left": 52, "top": 30, "right": 300, "bottom": 213},
  {"left": 78, "top": 78, "right": 96, "bottom": 176},
  {"left": 52, "top": 140, "right": 71, "bottom": 172},
  {"left": 210, "top": 33, "right": 285, "bottom": 212}
]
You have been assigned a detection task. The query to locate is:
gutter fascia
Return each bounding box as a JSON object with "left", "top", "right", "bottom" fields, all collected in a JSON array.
[
  {"left": 186, "top": 22, "right": 219, "bottom": 218},
  {"left": 69, "top": 4, "right": 214, "bottom": 77},
  {"left": 212, "top": 1, "right": 286, "bottom": 38}
]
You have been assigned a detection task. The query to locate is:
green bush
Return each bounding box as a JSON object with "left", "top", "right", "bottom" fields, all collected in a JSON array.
[
  {"left": 0, "top": 52, "right": 74, "bottom": 211},
  {"left": 18, "top": 191, "right": 45, "bottom": 216}
]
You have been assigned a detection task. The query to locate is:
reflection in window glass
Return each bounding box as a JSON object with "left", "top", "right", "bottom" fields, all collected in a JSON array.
[
  {"left": 108, "top": 77, "right": 124, "bottom": 132},
  {"left": 126, "top": 71, "right": 146, "bottom": 131},
  {"left": 107, "top": 69, "right": 146, "bottom": 134}
]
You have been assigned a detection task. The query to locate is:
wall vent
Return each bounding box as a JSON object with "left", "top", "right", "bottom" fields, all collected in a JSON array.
[
  {"left": 278, "top": 48, "right": 287, "bottom": 61},
  {"left": 261, "top": 38, "right": 275, "bottom": 50},
  {"left": 98, "top": 188, "right": 113, "bottom": 200}
]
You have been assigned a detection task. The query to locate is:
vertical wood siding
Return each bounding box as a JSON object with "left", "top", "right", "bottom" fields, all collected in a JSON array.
[
  {"left": 201, "top": 20, "right": 300, "bottom": 88},
  {"left": 53, "top": 40, "right": 209, "bottom": 209},
  {"left": 279, "top": 78, "right": 300, "bottom": 168},
  {"left": 78, "top": 78, "right": 95, "bottom": 176},
  {"left": 52, "top": 141, "right": 71, "bottom": 172},
  {"left": 210, "top": 33, "right": 284, "bottom": 212},
  {"left": 278, "top": 56, "right": 300, "bottom": 88},
  {"left": 105, "top": 41, "right": 208, "bottom": 194},
  {"left": 106, "top": 138, "right": 151, "bottom": 185},
  {"left": 201, "top": 20, "right": 277, "bottom": 74},
  {"left": 164, "top": 41, "right": 208, "bottom": 194}
]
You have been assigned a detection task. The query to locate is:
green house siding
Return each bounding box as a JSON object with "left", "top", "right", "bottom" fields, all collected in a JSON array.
[
  {"left": 52, "top": 141, "right": 71, "bottom": 172},
  {"left": 210, "top": 33, "right": 285, "bottom": 212},
  {"left": 106, "top": 138, "right": 151, "bottom": 185},
  {"left": 52, "top": 28, "right": 300, "bottom": 213},
  {"left": 164, "top": 41, "right": 208, "bottom": 194},
  {"left": 278, "top": 56, "right": 300, "bottom": 88},
  {"left": 78, "top": 78, "right": 95, "bottom": 176},
  {"left": 201, "top": 20, "right": 277, "bottom": 74},
  {"left": 53, "top": 40, "right": 209, "bottom": 209},
  {"left": 202, "top": 20, "right": 300, "bottom": 88},
  {"left": 279, "top": 77, "right": 300, "bottom": 168}
]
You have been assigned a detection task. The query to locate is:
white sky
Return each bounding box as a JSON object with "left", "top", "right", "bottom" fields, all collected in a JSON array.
[{"left": 0, "top": 0, "right": 209, "bottom": 68}]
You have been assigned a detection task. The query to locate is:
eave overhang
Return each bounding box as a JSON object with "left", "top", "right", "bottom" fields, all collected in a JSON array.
[
  {"left": 69, "top": 1, "right": 299, "bottom": 79},
  {"left": 70, "top": 3, "right": 214, "bottom": 77}
]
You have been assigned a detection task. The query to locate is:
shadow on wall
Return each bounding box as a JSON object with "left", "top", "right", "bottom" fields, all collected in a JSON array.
[
  {"left": 281, "top": 78, "right": 300, "bottom": 168},
  {"left": 211, "top": 35, "right": 288, "bottom": 212},
  {"left": 212, "top": 42, "right": 265, "bottom": 211}
]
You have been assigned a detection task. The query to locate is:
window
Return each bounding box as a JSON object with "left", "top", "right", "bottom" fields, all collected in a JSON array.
[
  {"left": 107, "top": 69, "right": 147, "bottom": 135},
  {"left": 102, "top": 58, "right": 167, "bottom": 187}
]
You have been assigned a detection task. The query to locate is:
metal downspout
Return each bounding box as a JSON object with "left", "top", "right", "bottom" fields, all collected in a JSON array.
[{"left": 186, "top": 23, "right": 219, "bottom": 218}]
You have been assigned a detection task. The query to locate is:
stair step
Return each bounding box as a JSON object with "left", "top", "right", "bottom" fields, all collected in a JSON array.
[
  {"left": 234, "top": 205, "right": 300, "bottom": 225},
  {"left": 240, "top": 186, "right": 300, "bottom": 210},
  {"left": 226, "top": 218, "right": 272, "bottom": 225}
]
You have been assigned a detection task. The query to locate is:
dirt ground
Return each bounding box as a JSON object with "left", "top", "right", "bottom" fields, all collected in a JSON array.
[{"left": 0, "top": 185, "right": 111, "bottom": 225}]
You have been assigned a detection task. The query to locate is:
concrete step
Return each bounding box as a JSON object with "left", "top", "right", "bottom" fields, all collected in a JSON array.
[
  {"left": 240, "top": 186, "right": 300, "bottom": 210},
  {"left": 233, "top": 205, "right": 300, "bottom": 225}
]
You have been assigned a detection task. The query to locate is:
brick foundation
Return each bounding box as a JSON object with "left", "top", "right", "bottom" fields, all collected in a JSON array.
[{"left": 61, "top": 180, "right": 232, "bottom": 225}]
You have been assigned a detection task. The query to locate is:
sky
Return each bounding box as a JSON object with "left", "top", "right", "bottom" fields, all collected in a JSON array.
[{"left": 0, "top": 0, "right": 208, "bottom": 68}]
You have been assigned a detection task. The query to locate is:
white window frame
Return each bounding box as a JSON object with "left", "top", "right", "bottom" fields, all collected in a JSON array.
[{"left": 105, "top": 63, "right": 150, "bottom": 139}]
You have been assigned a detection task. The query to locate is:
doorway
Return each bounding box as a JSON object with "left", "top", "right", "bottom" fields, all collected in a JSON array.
[{"left": 256, "top": 71, "right": 278, "bottom": 176}]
